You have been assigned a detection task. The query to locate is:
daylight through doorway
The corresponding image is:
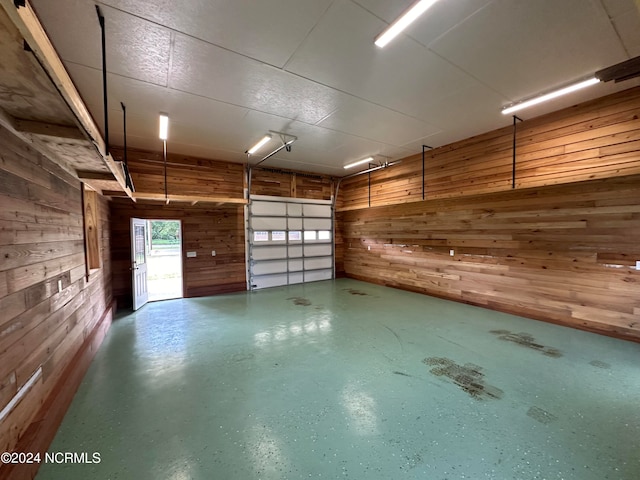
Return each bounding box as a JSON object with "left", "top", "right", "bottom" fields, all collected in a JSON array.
[{"left": 147, "top": 220, "right": 183, "bottom": 302}]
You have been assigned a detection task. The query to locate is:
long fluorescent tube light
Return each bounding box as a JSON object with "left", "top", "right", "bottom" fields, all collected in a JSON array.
[
  {"left": 375, "top": 0, "right": 440, "bottom": 48},
  {"left": 344, "top": 156, "right": 374, "bottom": 169},
  {"left": 159, "top": 113, "right": 169, "bottom": 140},
  {"left": 502, "top": 78, "right": 600, "bottom": 115},
  {"left": 247, "top": 134, "right": 272, "bottom": 155}
]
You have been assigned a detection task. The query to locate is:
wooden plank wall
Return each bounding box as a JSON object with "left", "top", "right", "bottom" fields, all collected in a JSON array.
[
  {"left": 337, "top": 87, "right": 640, "bottom": 341},
  {"left": 111, "top": 148, "right": 335, "bottom": 201},
  {"left": 111, "top": 147, "right": 245, "bottom": 199},
  {"left": 338, "top": 175, "right": 640, "bottom": 340},
  {"left": 340, "top": 86, "right": 640, "bottom": 210},
  {"left": 251, "top": 168, "right": 334, "bottom": 200},
  {"left": 0, "top": 124, "right": 113, "bottom": 474},
  {"left": 110, "top": 200, "right": 246, "bottom": 306}
]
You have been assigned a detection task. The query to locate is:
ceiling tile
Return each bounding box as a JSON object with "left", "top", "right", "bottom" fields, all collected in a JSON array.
[
  {"left": 318, "top": 97, "right": 440, "bottom": 146},
  {"left": 429, "top": 0, "right": 628, "bottom": 101},
  {"left": 32, "top": 0, "right": 171, "bottom": 86},
  {"left": 99, "top": 0, "right": 333, "bottom": 67},
  {"left": 169, "top": 33, "right": 347, "bottom": 124},
  {"left": 284, "top": 0, "right": 477, "bottom": 122}
]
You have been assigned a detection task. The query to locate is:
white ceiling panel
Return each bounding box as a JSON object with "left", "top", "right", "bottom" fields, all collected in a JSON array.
[
  {"left": 317, "top": 97, "right": 440, "bottom": 146},
  {"left": 284, "top": 0, "right": 478, "bottom": 122},
  {"left": 32, "top": 0, "right": 171, "bottom": 86},
  {"left": 99, "top": 0, "right": 333, "bottom": 68},
  {"left": 169, "top": 33, "right": 347, "bottom": 125},
  {"left": 430, "top": 0, "right": 628, "bottom": 101},
  {"left": 609, "top": 8, "right": 640, "bottom": 57}
]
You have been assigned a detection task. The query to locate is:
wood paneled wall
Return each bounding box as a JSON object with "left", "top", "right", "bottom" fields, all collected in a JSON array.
[
  {"left": 110, "top": 200, "right": 246, "bottom": 306},
  {"left": 340, "top": 87, "right": 640, "bottom": 210},
  {"left": 337, "top": 87, "right": 640, "bottom": 341},
  {"left": 0, "top": 125, "right": 113, "bottom": 477},
  {"left": 111, "top": 147, "right": 335, "bottom": 201}
]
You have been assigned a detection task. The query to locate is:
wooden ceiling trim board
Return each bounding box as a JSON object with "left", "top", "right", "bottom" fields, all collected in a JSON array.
[
  {"left": 132, "top": 192, "right": 248, "bottom": 205},
  {"left": 0, "top": 0, "right": 132, "bottom": 198}
]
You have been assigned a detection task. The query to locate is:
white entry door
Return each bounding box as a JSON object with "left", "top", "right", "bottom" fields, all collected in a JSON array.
[
  {"left": 131, "top": 217, "right": 149, "bottom": 310},
  {"left": 247, "top": 195, "right": 334, "bottom": 290}
]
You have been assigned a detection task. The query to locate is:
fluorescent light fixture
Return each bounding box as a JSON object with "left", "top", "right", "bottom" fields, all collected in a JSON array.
[
  {"left": 344, "top": 156, "right": 374, "bottom": 169},
  {"left": 247, "top": 134, "right": 272, "bottom": 155},
  {"left": 159, "top": 113, "right": 169, "bottom": 140},
  {"left": 375, "top": 0, "right": 440, "bottom": 48},
  {"left": 502, "top": 77, "right": 600, "bottom": 115}
]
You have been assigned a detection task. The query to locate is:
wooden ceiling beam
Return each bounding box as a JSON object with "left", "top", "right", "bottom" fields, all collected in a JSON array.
[
  {"left": 14, "top": 118, "right": 85, "bottom": 140},
  {"left": 0, "top": 0, "right": 133, "bottom": 199}
]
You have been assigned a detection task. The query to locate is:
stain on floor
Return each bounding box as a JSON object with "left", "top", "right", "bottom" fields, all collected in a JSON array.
[
  {"left": 343, "top": 288, "right": 370, "bottom": 296},
  {"left": 287, "top": 296, "right": 312, "bottom": 306},
  {"left": 589, "top": 360, "right": 611, "bottom": 369},
  {"left": 423, "top": 357, "right": 503, "bottom": 400},
  {"left": 489, "top": 330, "right": 562, "bottom": 357},
  {"left": 527, "top": 406, "right": 558, "bottom": 424},
  {"left": 392, "top": 371, "right": 411, "bottom": 377}
]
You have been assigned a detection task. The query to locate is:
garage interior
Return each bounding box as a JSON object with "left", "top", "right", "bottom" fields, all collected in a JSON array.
[{"left": 1, "top": 0, "right": 639, "bottom": 479}]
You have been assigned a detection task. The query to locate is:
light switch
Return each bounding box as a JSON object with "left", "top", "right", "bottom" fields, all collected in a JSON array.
[
  {"left": 57, "top": 279, "right": 63, "bottom": 292},
  {"left": 211, "top": 250, "right": 216, "bottom": 256},
  {"left": 450, "top": 249, "right": 455, "bottom": 256},
  {"left": 186, "top": 251, "right": 197, "bottom": 258}
]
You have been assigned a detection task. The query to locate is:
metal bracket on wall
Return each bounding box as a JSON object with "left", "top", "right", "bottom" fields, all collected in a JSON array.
[
  {"left": 422, "top": 145, "right": 433, "bottom": 200},
  {"left": 512, "top": 115, "right": 524, "bottom": 189}
]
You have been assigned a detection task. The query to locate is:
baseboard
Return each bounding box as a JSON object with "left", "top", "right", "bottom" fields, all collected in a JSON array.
[{"left": 0, "top": 301, "right": 115, "bottom": 480}]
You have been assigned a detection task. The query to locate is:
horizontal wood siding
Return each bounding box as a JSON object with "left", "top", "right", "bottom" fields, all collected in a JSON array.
[
  {"left": 111, "top": 147, "right": 245, "bottom": 199},
  {"left": 339, "top": 86, "right": 640, "bottom": 211},
  {"left": 110, "top": 200, "right": 246, "bottom": 306},
  {"left": 0, "top": 124, "right": 113, "bottom": 476},
  {"left": 338, "top": 174, "right": 640, "bottom": 340}
]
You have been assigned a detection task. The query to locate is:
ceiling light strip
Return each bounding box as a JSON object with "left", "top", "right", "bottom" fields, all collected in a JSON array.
[
  {"left": 159, "top": 113, "right": 169, "bottom": 140},
  {"left": 246, "top": 134, "right": 272, "bottom": 155},
  {"left": 502, "top": 77, "right": 600, "bottom": 115},
  {"left": 374, "top": 0, "right": 440, "bottom": 48},
  {"left": 344, "top": 156, "right": 374, "bottom": 169}
]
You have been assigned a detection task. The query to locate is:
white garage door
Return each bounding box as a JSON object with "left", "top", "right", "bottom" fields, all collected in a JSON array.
[{"left": 247, "top": 195, "right": 334, "bottom": 290}]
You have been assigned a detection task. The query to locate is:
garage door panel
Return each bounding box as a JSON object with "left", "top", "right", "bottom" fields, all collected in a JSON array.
[
  {"left": 304, "top": 218, "right": 332, "bottom": 230},
  {"left": 252, "top": 245, "right": 287, "bottom": 260},
  {"left": 252, "top": 217, "right": 287, "bottom": 230},
  {"left": 252, "top": 260, "right": 288, "bottom": 275},
  {"left": 252, "top": 273, "right": 289, "bottom": 289},
  {"left": 304, "top": 204, "right": 331, "bottom": 217},
  {"left": 305, "top": 270, "right": 332, "bottom": 282},
  {"left": 304, "top": 244, "right": 332, "bottom": 257},
  {"left": 252, "top": 201, "right": 287, "bottom": 216},
  {"left": 288, "top": 218, "right": 303, "bottom": 230},
  {"left": 305, "top": 257, "right": 332, "bottom": 270}
]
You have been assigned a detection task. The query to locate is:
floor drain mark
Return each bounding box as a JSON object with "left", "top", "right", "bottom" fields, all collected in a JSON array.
[
  {"left": 287, "top": 297, "right": 311, "bottom": 306},
  {"left": 527, "top": 406, "right": 557, "bottom": 424},
  {"left": 423, "top": 357, "right": 503, "bottom": 400},
  {"left": 489, "top": 330, "right": 562, "bottom": 357}
]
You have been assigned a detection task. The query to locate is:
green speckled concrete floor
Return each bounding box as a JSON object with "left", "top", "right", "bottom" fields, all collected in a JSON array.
[{"left": 37, "top": 279, "right": 640, "bottom": 480}]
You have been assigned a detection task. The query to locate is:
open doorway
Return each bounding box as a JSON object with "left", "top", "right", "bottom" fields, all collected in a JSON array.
[{"left": 147, "top": 219, "right": 183, "bottom": 302}]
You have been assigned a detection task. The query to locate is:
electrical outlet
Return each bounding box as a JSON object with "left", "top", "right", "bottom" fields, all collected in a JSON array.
[
  {"left": 367, "top": 245, "right": 371, "bottom": 251},
  {"left": 186, "top": 251, "right": 197, "bottom": 258},
  {"left": 636, "top": 260, "right": 640, "bottom": 270},
  {"left": 211, "top": 250, "right": 216, "bottom": 256},
  {"left": 450, "top": 249, "right": 455, "bottom": 256}
]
